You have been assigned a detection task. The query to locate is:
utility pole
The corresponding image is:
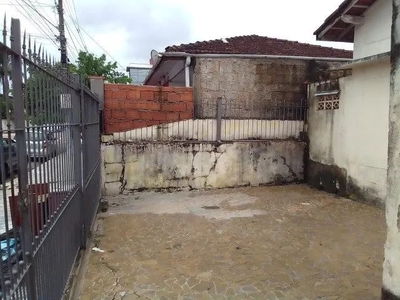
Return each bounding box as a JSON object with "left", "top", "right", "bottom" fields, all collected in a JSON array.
[{"left": 57, "top": 0, "right": 67, "bottom": 68}]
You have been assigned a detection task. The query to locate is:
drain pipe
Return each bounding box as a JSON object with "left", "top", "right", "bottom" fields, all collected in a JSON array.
[{"left": 185, "top": 56, "right": 191, "bottom": 87}]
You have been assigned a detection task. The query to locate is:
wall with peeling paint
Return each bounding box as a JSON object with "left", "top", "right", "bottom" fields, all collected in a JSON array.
[
  {"left": 101, "top": 141, "right": 305, "bottom": 195},
  {"left": 307, "top": 59, "right": 390, "bottom": 207},
  {"left": 383, "top": 1, "right": 400, "bottom": 298}
]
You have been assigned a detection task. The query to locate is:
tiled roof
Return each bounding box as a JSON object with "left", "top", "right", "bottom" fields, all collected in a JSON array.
[
  {"left": 165, "top": 35, "right": 352, "bottom": 59},
  {"left": 314, "top": 0, "right": 376, "bottom": 42}
]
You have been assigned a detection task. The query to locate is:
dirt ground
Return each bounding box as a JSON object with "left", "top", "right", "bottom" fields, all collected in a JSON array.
[{"left": 79, "top": 184, "right": 385, "bottom": 300}]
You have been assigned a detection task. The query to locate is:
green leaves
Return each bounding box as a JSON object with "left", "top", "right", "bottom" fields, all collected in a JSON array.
[
  {"left": 25, "top": 67, "right": 63, "bottom": 125},
  {"left": 0, "top": 95, "right": 13, "bottom": 120},
  {"left": 73, "top": 51, "right": 132, "bottom": 85}
]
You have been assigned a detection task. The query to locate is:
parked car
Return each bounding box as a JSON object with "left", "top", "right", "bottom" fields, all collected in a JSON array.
[
  {"left": 0, "top": 139, "right": 18, "bottom": 182},
  {"left": 25, "top": 128, "right": 58, "bottom": 160},
  {"left": 25, "top": 125, "right": 71, "bottom": 161}
]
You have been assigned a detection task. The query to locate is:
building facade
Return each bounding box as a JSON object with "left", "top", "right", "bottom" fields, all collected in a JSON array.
[
  {"left": 126, "top": 63, "right": 153, "bottom": 85},
  {"left": 144, "top": 35, "right": 352, "bottom": 118},
  {"left": 308, "top": 0, "right": 391, "bottom": 207}
]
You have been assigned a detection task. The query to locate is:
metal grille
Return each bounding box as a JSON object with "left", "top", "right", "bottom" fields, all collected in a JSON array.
[
  {"left": 0, "top": 18, "right": 100, "bottom": 299},
  {"left": 113, "top": 97, "right": 308, "bottom": 142},
  {"left": 317, "top": 95, "right": 340, "bottom": 110}
]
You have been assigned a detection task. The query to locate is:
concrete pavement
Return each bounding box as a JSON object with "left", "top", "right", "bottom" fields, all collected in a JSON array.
[{"left": 80, "top": 184, "right": 385, "bottom": 300}]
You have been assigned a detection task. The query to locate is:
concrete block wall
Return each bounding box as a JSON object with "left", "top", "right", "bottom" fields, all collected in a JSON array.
[
  {"left": 101, "top": 141, "right": 306, "bottom": 195},
  {"left": 104, "top": 84, "right": 194, "bottom": 134},
  {"left": 193, "top": 58, "right": 308, "bottom": 118}
]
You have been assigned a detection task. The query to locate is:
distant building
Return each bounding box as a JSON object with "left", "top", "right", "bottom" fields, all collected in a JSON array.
[
  {"left": 126, "top": 63, "right": 153, "bottom": 85},
  {"left": 144, "top": 35, "right": 351, "bottom": 118},
  {"left": 308, "top": 0, "right": 390, "bottom": 207}
]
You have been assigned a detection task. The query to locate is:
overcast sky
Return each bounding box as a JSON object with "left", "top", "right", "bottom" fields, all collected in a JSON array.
[{"left": 2, "top": 0, "right": 352, "bottom": 72}]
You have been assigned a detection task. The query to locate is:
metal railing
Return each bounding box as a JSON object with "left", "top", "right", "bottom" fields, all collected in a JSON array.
[
  {"left": 113, "top": 97, "right": 308, "bottom": 142},
  {"left": 0, "top": 18, "right": 101, "bottom": 299}
]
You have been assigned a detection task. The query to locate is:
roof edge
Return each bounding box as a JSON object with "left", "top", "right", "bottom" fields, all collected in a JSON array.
[
  {"left": 161, "top": 52, "right": 352, "bottom": 62},
  {"left": 331, "top": 51, "right": 390, "bottom": 70},
  {"left": 144, "top": 52, "right": 353, "bottom": 85},
  {"left": 314, "top": 0, "right": 358, "bottom": 41}
]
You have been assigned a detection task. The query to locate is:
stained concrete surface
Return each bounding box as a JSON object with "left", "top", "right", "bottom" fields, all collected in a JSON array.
[
  {"left": 80, "top": 184, "right": 385, "bottom": 299},
  {"left": 102, "top": 141, "right": 305, "bottom": 195}
]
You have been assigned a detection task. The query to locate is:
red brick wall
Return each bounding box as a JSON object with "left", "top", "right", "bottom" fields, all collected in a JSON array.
[{"left": 104, "top": 84, "right": 194, "bottom": 134}]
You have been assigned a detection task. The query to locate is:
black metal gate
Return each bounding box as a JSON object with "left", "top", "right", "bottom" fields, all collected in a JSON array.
[{"left": 0, "top": 18, "right": 101, "bottom": 299}]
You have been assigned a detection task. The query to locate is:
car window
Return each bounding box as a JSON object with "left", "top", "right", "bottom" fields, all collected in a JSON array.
[
  {"left": 26, "top": 131, "right": 46, "bottom": 141},
  {"left": 47, "top": 132, "right": 58, "bottom": 140}
]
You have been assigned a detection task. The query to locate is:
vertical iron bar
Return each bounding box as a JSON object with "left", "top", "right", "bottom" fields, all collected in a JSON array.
[
  {"left": 11, "top": 18, "right": 37, "bottom": 300},
  {"left": 50, "top": 78, "right": 58, "bottom": 209},
  {"left": 216, "top": 98, "right": 222, "bottom": 142},
  {"left": 2, "top": 23, "right": 17, "bottom": 295},
  {"left": 266, "top": 106, "right": 269, "bottom": 139},
  {"left": 232, "top": 99, "right": 236, "bottom": 140},
  {"left": 247, "top": 102, "right": 249, "bottom": 140},
  {"left": 274, "top": 99, "right": 277, "bottom": 138},
  {"left": 301, "top": 98, "right": 306, "bottom": 139},
  {"left": 241, "top": 103, "right": 244, "bottom": 140},
  {"left": 0, "top": 16, "right": 10, "bottom": 296},
  {"left": 296, "top": 98, "right": 300, "bottom": 138},
  {"left": 42, "top": 59, "right": 50, "bottom": 234},
  {"left": 32, "top": 67, "right": 41, "bottom": 243},
  {"left": 283, "top": 99, "right": 286, "bottom": 139},
  {"left": 37, "top": 57, "right": 46, "bottom": 238},
  {"left": 62, "top": 85, "right": 67, "bottom": 195},
  {"left": 289, "top": 100, "right": 293, "bottom": 137},
  {"left": 78, "top": 78, "right": 86, "bottom": 248}
]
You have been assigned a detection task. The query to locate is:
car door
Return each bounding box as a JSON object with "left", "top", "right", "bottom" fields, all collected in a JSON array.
[{"left": 5, "top": 139, "right": 18, "bottom": 170}]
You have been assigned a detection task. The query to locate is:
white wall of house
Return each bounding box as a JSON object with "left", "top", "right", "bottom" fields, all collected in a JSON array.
[
  {"left": 353, "top": 0, "right": 392, "bottom": 59},
  {"left": 308, "top": 58, "right": 390, "bottom": 205}
]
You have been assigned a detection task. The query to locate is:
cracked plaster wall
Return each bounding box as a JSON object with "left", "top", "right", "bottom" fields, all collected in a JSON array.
[{"left": 101, "top": 141, "right": 305, "bottom": 195}]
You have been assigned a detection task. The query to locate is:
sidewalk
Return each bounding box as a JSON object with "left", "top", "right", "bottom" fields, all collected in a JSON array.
[{"left": 80, "top": 185, "right": 385, "bottom": 300}]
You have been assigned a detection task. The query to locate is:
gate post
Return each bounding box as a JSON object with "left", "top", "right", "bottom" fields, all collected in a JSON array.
[
  {"left": 216, "top": 97, "right": 222, "bottom": 142},
  {"left": 382, "top": 1, "right": 400, "bottom": 298},
  {"left": 72, "top": 75, "right": 85, "bottom": 249},
  {"left": 10, "top": 18, "right": 37, "bottom": 300}
]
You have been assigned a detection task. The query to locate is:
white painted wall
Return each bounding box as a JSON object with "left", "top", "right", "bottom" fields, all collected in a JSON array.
[
  {"left": 353, "top": 0, "right": 392, "bottom": 59},
  {"left": 109, "top": 119, "right": 304, "bottom": 142},
  {"left": 308, "top": 58, "right": 390, "bottom": 204}
]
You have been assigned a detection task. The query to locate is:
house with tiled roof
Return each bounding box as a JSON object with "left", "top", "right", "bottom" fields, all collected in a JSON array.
[
  {"left": 307, "top": 0, "right": 390, "bottom": 208},
  {"left": 144, "top": 35, "right": 351, "bottom": 118},
  {"left": 308, "top": 1, "right": 400, "bottom": 299}
]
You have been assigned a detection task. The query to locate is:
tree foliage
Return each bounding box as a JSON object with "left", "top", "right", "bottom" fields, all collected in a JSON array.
[
  {"left": 0, "top": 96, "right": 13, "bottom": 120},
  {"left": 0, "top": 51, "right": 131, "bottom": 124},
  {"left": 0, "top": 56, "right": 13, "bottom": 120},
  {"left": 26, "top": 67, "right": 63, "bottom": 125},
  {"left": 71, "top": 51, "right": 131, "bottom": 85}
]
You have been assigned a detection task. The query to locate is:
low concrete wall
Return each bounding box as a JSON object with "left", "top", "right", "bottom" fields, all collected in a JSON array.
[
  {"left": 101, "top": 141, "right": 305, "bottom": 195},
  {"left": 108, "top": 119, "right": 304, "bottom": 142}
]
